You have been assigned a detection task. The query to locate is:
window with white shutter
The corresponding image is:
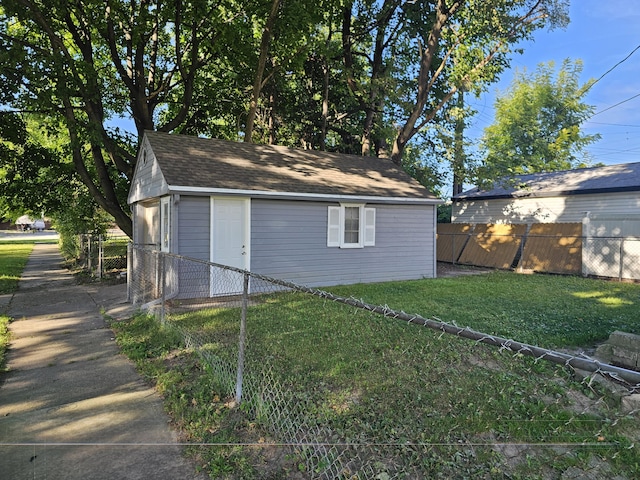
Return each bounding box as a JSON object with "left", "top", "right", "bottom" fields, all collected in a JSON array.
[
  {"left": 327, "top": 204, "right": 376, "bottom": 248},
  {"left": 364, "top": 207, "right": 375, "bottom": 246}
]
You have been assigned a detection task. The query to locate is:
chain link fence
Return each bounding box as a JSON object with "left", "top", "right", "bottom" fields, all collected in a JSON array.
[
  {"left": 129, "top": 245, "right": 640, "bottom": 479},
  {"left": 78, "top": 232, "right": 129, "bottom": 279},
  {"left": 583, "top": 236, "right": 640, "bottom": 280}
]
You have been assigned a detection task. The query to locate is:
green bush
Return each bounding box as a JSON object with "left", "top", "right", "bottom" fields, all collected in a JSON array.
[{"left": 50, "top": 202, "right": 112, "bottom": 262}]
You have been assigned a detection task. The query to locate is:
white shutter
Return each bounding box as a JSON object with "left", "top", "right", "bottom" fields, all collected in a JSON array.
[
  {"left": 327, "top": 206, "right": 341, "bottom": 247},
  {"left": 364, "top": 207, "right": 375, "bottom": 246}
]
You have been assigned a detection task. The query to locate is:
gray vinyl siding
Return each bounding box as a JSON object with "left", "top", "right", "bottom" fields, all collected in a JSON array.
[
  {"left": 452, "top": 191, "right": 640, "bottom": 224},
  {"left": 175, "top": 196, "right": 211, "bottom": 298},
  {"left": 128, "top": 142, "right": 169, "bottom": 204},
  {"left": 250, "top": 199, "right": 435, "bottom": 287},
  {"left": 177, "top": 196, "right": 210, "bottom": 260}
]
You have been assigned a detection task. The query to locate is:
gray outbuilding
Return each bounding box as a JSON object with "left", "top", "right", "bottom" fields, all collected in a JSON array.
[{"left": 128, "top": 131, "right": 441, "bottom": 289}]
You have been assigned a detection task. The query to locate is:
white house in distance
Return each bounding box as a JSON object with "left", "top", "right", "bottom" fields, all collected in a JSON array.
[
  {"left": 452, "top": 162, "right": 640, "bottom": 224},
  {"left": 128, "top": 131, "right": 442, "bottom": 290}
]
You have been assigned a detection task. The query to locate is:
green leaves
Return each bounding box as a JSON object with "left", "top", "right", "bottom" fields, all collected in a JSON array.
[
  {"left": 478, "top": 59, "right": 601, "bottom": 187},
  {"left": 0, "top": 0, "right": 573, "bottom": 230},
  {"left": 0, "top": 113, "right": 76, "bottom": 217}
]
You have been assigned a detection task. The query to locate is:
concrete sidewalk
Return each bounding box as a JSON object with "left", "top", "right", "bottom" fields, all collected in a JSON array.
[{"left": 0, "top": 243, "right": 206, "bottom": 479}]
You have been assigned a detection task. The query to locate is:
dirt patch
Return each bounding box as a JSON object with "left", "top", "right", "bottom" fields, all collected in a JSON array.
[{"left": 437, "top": 262, "right": 493, "bottom": 278}]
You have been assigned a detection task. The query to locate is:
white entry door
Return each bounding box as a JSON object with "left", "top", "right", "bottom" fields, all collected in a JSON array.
[{"left": 210, "top": 197, "right": 250, "bottom": 296}]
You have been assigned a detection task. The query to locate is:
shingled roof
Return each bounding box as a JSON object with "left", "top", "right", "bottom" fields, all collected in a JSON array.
[
  {"left": 455, "top": 162, "right": 640, "bottom": 200},
  {"left": 141, "top": 131, "right": 439, "bottom": 202}
]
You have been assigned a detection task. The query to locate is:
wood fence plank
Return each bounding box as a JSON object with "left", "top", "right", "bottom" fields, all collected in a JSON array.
[
  {"left": 519, "top": 223, "right": 582, "bottom": 274},
  {"left": 457, "top": 224, "right": 527, "bottom": 269},
  {"left": 436, "top": 223, "right": 473, "bottom": 263}
]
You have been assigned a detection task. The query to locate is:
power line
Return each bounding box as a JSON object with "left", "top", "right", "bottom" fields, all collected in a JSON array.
[
  {"left": 592, "top": 92, "right": 640, "bottom": 117},
  {"left": 469, "top": 45, "right": 640, "bottom": 129},
  {"left": 584, "top": 44, "right": 640, "bottom": 95},
  {"left": 584, "top": 44, "right": 640, "bottom": 121},
  {"left": 586, "top": 121, "right": 640, "bottom": 128}
]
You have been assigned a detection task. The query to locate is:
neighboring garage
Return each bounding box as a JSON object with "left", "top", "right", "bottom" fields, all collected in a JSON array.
[{"left": 441, "top": 162, "right": 640, "bottom": 280}]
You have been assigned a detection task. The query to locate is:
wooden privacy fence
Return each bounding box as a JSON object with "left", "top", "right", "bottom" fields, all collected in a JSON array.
[
  {"left": 437, "top": 223, "right": 583, "bottom": 275},
  {"left": 436, "top": 223, "right": 473, "bottom": 264},
  {"left": 458, "top": 224, "right": 527, "bottom": 270},
  {"left": 520, "top": 223, "right": 582, "bottom": 274}
]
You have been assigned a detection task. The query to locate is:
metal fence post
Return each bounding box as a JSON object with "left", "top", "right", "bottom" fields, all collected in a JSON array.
[
  {"left": 159, "top": 252, "right": 166, "bottom": 326},
  {"left": 87, "top": 235, "right": 92, "bottom": 274},
  {"left": 619, "top": 237, "right": 624, "bottom": 281},
  {"left": 127, "top": 242, "right": 132, "bottom": 303},
  {"left": 98, "top": 235, "right": 104, "bottom": 279},
  {"left": 235, "top": 272, "right": 250, "bottom": 404},
  {"left": 582, "top": 213, "right": 590, "bottom": 277}
]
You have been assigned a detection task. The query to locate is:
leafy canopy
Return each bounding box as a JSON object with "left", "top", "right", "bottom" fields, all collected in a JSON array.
[
  {"left": 0, "top": 113, "right": 74, "bottom": 219},
  {"left": 0, "top": 0, "right": 570, "bottom": 235},
  {"left": 477, "top": 59, "right": 600, "bottom": 187}
]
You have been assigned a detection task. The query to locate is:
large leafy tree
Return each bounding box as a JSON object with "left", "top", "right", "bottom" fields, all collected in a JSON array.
[
  {"left": 388, "top": 0, "right": 569, "bottom": 165},
  {"left": 0, "top": 112, "right": 74, "bottom": 219},
  {"left": 230, "top": 0, "right": 571, "bottom": 160},
  {"left": 240, "top": 0, "right": 345, "bottom": 146},
  {"left": 1, "top": 0, "right": 570, "bottom": 235},
  {"left": 248, "top": 0, "right": 569, "bottom": 168},
  {"left": 477, "top": 59, "right": 600, "bottom": 186},
  {"left": 0, "top": 0, "right": 248, "bottom": 236}
]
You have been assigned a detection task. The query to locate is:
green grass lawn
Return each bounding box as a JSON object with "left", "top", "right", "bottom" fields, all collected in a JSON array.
[
  {"left": 330, "top": 271, "right": 640, "bottom": 348},
  {"left": 113, "top": 271, "right": 640, "bottom": 479},
  {"left": 0, "top": 242, "right": 34, "bottom": 294},
  {"left": 0, "top": 242, "right": 34, "bottom": 371}
]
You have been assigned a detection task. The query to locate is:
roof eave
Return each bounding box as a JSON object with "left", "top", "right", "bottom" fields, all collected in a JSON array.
[
  {"left": 169, "top": 185, "right": 443, "bottom": 205},
  {"left": 454, "top": 185, "right": 640, "bottom": 201}
]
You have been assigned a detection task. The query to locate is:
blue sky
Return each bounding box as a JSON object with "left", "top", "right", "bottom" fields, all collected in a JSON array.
[{"left": 466, "top": 0, "right": 640, "bottom": 167}]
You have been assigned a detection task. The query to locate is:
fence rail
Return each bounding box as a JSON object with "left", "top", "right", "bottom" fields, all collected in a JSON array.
[{"left": 128, "top": 245, "right": 640, "bottom": 479}]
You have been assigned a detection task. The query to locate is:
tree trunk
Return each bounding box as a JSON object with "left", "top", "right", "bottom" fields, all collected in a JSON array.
[
  {"left": 245, "top": 0, "right": 281, "bottom": 143},
  {"left": 320, "top": 56, "right": 329, "bottom": 151},
  {"left": 268, "top": 89, "right": 277, "bottom": 145},
  {"left": 390, "top": 0, "right": 452, "bottom": 165},
  {"left": 355, "top": 0, "right": 395, "bottom": 157},
  {"left": 452, "top": 90, "right": 465, "bottom": 197}
]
